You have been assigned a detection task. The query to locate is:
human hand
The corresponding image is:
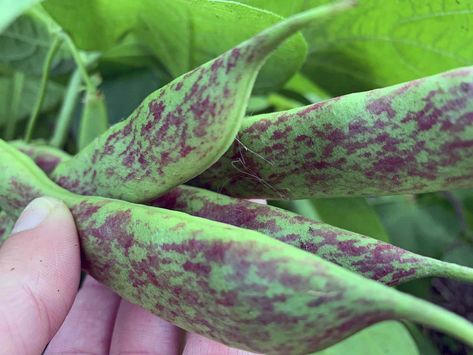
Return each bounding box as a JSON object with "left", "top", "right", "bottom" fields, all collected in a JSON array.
[{"left": 0, "top": 197, "right": 259, "bottom": 355}]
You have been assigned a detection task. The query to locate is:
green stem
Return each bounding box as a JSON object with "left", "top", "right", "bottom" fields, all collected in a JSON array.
[
  {"left": 432, "top": 259, "right": 473, "bottom": 284},
  {"left": 5, "top": 71, "right": 25, "bottom": 140},
  {"left": 49, "top": 69, "right": 82, "bottom": 148},
  {"left": 61, "top": 33, "right": 96, "bottom": 93},
  {"left": 49, "top": 32, "right": 101, "bottom": 148},
  {"left": 396, "top": 291, "right": 473, "bottom": 347},
  {"left": 24, "top": 35, "right": 63, "bottom": 142}
]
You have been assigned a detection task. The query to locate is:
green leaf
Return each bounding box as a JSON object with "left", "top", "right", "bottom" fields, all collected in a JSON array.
[
  {"left": 43, "top": 0, "right": 308, "bottom": 92},
  {"left": 302, "top": 0, "right": 473, "bottom": 95},
  {"left": 43, "top": 0, "right": 141, "bottom": 51},
  {"left": 230, "top": 0, "right": 304, "bottom": 17},
  {"left": 312, "top": 321, "right": 419, "bottom": 355},
  {"left": 313, "top": 197, "right": 390, "bottom": 242},
  {"left": 374, "top": 195, "right": 460, "bottom": 259},
  {"left": 100, "top": 69, "right": 164, "bottom": 125},
  {"left": 101, "top": 33, "right": 154, "bottom": 68},
  {"left": 136, "top": 0, "right": 308, "bottom": 92},
  {"left": 0, "top": 0, "right": 41, "bottom": 33},
  {"left": 0, "top": 74, "right": 64, "bottom": 127},
  {"left": 0, "top": 12, "right": 67, "bottom": 76}
]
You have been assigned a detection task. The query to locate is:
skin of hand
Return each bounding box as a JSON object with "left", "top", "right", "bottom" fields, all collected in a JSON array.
[{"left": 0, "top": 197, "right": 260, "bottom": 355}]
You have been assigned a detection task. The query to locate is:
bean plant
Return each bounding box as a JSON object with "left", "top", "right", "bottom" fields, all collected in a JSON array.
[{"left": 1, "top": 0, "right": 473, "bottom": 354}]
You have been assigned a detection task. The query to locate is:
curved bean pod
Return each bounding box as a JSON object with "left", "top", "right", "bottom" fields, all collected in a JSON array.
[
  {"left": 11, "top": 141, "right": 473, "bottom": 287},
  {"left": 51, "top": 1, "right": 354, "bottom": 203},
  {"left": 151, "top": 185, "right": 473, "bottom": 286},
  {"left": 191, "top": 67, "right": 473, "bottom": 199},
  {"left": 12, "top": 140, "right": 71, "bottom": 174},
  {"left": 2, "top": 139, "right": 473, "bottom": 354}
]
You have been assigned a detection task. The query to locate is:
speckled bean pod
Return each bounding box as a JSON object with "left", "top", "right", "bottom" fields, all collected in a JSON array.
[
  {"left": 51, "top": 2, "right": 354, "bottom": 203},
  {"left": 10, "top": 141, "right": 473, "bottom": 288},
  {"left": 2, "top": 139, "right": 473, "bottom": 354},
  {"left": 151, "top": 185, "right": 473, "bottom": 286},
  {"left": 191, "top": 67, "right": 473, "bottom": 199}
]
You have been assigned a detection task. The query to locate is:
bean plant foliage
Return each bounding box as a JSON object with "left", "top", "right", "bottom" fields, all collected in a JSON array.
[{"left": 1, "top": 0, "right": 473, "bottom": 354}]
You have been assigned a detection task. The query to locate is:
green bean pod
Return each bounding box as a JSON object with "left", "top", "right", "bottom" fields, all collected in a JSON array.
[
  {"left": 2, "top": 139, "right": 473, "bottom": 354},
  {"left": 78, "top": 90, "right": 109, "bottom": 150},
  {"left": 151, "top": 185, "right": 473, "bottom": 286},
  {"left": 51, "top": 1, "right": 354, "bottom": 203},
  {"left": 191, "top": 66, "right": 473, "bottom": 199},
  {"left": 10, "top": 141, "right": 473, "bottom": 287},
  {"left": 12, "top": 140, "right": 71, "bottom": 174}
]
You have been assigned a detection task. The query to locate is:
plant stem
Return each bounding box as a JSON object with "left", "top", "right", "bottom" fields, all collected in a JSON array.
[
  {"left": 49, "top": 69, "right": 82, "bottom": 148},
  {"left": 24, "top": 35, "right": 63, "bottom": 142},
  {"left": 395, "top": 290, "right": 473, "bottom": 347},
  {"left": 5, "top": 71, "right": 25, "bottom": 140},
  {"left": 61, "top": 33, "right": 96, "bottom": 93},
  {"left": 49, "top": 33, "right": 101, "bottom": 148},
  {"left": 433, "top": 259, "right": 473, "bottom": 284}
]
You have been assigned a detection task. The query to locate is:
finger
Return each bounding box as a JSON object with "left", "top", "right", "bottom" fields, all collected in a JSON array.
[
  {"left": 0, "top": 197, "right": 81, "bottom": 355},
  {"left": 183, "top": 333, "right": 261, "bottom": 355},
  {"left": 109, "top": 300, "right": 183, "bottom": 355},
  {"left": 45, "top": 276, "right": 121, "bottom": 354}
]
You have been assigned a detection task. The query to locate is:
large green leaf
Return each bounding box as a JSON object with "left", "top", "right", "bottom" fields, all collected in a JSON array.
[
  {"left": 0, "top": 0, "right": 41, "bottom": 33},
  {"left": 312, "top": 321, "right": 419, "bottom": 355},
  {"left": 374, "top": 196, "right": 460, "bottom": 259},
  {"left": 0, "top": 12, "right": 69, "bottom": 76},
  {"left": 43, "top": 0, "right": 140, "bottom": 51},
  {"left": 44, "top": 0, "right": 308, "bottom": 92},
  {"left": 0, "top": 74, "right": 64, "bottom": 127},
  {"left": 313, "top": 198, "right": 390, "bottom": 242},
  {"left": 100, "top": 69, "right": 163, "bottom": 125},
  {"left": 302, "top": 0, "right": 473, "bottom": 95},
  {"left": 136, "top": 0, "right": 307, "bottom": 92}
]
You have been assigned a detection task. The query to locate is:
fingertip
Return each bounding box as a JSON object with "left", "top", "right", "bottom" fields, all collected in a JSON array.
[
  {"left": 10, "top": 197, "right": 65, "bottom": 235},
  {"left": 183, "top": 333, "right": 262, "bottom": 355},
  {"left": 0, "top": 196, "right": 81, "bottom": 354}
]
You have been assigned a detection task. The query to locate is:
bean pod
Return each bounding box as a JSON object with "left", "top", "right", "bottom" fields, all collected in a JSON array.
[
  {"left": 191, "top": 67, "right": 473, "bottom": 199},
  {"left": 51, "top": 1, "right": 354, "bottom": 202},
  {"left": 2, "top": 139, "right": 473, "bottom": 354},
  {"left": 10, "top": 141, "right": 473, "bottom": 287}
]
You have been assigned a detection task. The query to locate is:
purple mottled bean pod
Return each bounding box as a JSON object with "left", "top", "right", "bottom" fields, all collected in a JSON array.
[
  {"left": 191, "top": 67, "right": 473, "bottom": 199},
  {"left": 152, "top": 185, "right": 473, "bottom": 286},
  {"left": 51, "top": 2, "right": 354, "bottom": 203},
  {"left": 2, "top": 139, "right": 473, "bottom": 354},
  {"left": 10, "top": 141, "right": 473, "bottom": 288}
]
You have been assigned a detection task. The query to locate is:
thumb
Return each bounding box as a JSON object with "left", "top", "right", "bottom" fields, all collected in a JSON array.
[{"left": 0, "top": 197, "right": 81, "bottom": 355}]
